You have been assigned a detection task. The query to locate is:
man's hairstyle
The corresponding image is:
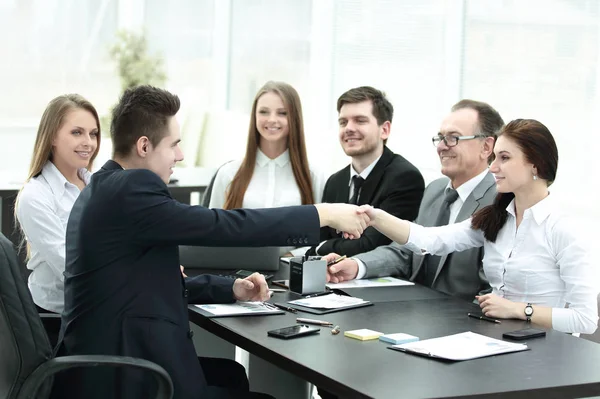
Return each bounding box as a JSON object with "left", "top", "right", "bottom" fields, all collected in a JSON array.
[
  {"left": 111, "top": 85, "right": 181, "bottom": 157},
  {"left": 337, "top": 86, "right": 394, "bottom": 144},
  {"left": 337, "top": 86, "right": 394, "bottom": 125},
  {"left": 451, "top": 99, "right": 504, "bottom": 163},
  {"left": 451, "top": 99, "right": 504, "bottom": 139}
]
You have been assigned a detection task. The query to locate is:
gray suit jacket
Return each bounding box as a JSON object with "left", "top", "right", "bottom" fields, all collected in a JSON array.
[{"left": 356, "top": 172, "right": 497, "bottom": 301}]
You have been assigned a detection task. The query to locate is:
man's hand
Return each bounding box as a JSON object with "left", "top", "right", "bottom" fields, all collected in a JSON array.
[
  {"left": 322, "top": 253, "right": 359, "bottom": 283},
  {"left": 180, "top": 265, "right": 187, "bottom": 278},
  {"left": 315, "top": 203, "right": 370, "bottom": 239},
  {"left": 233, "top": 272, "right": 270, "bottom": 301}
]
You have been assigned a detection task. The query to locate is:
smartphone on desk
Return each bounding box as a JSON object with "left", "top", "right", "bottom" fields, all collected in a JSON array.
[
  {"left": 267, "top": 324, "right": 320, "bottom": 339},
  {"left": 502, "top": 328, "right": 546, "bottom": 341}
]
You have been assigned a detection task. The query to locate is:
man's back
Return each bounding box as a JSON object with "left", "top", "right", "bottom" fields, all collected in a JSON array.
[{"left": 54, "top": 160, "right": 320, "bottom": 399}]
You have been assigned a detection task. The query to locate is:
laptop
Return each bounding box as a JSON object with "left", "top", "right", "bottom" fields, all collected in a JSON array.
[{"left": 178, "top": 246, "right": 282, "bottom": 280}]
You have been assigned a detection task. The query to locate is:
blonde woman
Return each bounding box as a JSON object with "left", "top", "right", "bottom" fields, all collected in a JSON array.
[
  {"left": 209, "top": 81, "right": 325, "bottom": 254},
  {"left": 16, "top": 94, "right": 100, "bottom": 315}
]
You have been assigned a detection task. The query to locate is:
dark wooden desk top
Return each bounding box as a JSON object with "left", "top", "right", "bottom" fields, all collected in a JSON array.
[{"left": 189, "top": 286, "right": 600, "bottom": 399}]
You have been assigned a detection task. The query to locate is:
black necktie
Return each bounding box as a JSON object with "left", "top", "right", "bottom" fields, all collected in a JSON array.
[
  {"left": 350, "top": 176, "right": 365, "bottom": 205},
  {"left": 416, "top": 188, "right": 460, "bottom": 287}
]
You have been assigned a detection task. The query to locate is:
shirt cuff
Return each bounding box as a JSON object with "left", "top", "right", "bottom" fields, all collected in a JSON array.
[
  {"left": 354, "top": 258, "right": 367, "bottom": 279},
  {"left": 290, "top": 246, "right": 309, "bottom": 257},
  {"left": 404, "top": 222, "right": 428, "bottom": 255},
  {"left": 315, "top": 241, "right": 327, "bottom": 255}
]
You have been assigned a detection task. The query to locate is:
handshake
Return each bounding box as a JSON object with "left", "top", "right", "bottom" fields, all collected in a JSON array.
[{"left": 315, "top": 203, "right": 379, "bottom": 239}]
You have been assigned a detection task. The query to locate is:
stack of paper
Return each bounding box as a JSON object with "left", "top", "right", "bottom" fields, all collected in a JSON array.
[{"left": 389, "top": 331, "right": 529, "bottom": 361}]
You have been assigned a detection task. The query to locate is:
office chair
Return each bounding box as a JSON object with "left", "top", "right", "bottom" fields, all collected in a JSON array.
[
  {"left": 201, "top": 160, "right": 233, "bottom": 207},
  {"left": 0, "top": 233, "right": 174, "bottom": 399}
]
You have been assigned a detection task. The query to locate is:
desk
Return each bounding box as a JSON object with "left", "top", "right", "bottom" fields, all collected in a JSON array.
[{"left": 189, "top": 286, "right": 600, "bottom": 398}]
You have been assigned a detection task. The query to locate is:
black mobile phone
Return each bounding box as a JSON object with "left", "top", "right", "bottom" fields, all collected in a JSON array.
[
  {"left": 502, "top": 328, "right": 546, "bottom": 341},
  {"left": 267, "top": 324, "right": 320, "bottom": 339}
]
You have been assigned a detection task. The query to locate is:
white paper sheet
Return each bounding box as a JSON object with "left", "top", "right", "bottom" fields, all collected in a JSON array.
[
  {"left": 195, "top": 301, "right": 280, "bottom": 316},
  {"left": 327, "top": 276, "right": 414, "bottom": 289},
  {"left": 288, "top": 293, "right": 368, "bottom": 309}
]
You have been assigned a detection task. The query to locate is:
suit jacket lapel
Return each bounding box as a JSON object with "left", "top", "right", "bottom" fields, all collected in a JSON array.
[
  {"left": 432, "top": 172, "right": 496, "bottom": 282},
  {"left": 357, "top": 146, "right": 394, "bottom": 205}
]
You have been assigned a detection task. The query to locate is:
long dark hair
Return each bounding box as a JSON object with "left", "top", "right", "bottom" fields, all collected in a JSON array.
[
  {"left": 224, "top": 81, "right": 314, "bottom": 209},
  {"left": 471, "top": 119, "right": 558, "bottom": 242}
]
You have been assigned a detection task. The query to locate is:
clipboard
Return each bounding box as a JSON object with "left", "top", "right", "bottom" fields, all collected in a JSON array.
[{"left": 274, "top": 300, "right": 373, "bottom": 315}]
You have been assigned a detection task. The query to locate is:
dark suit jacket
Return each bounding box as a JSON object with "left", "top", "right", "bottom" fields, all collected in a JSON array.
[
  {"left": 52, "top": 160, "right": 320, "bottom": 399},
  {"left": 317, "top": 146, "right": 424, "bottom": 256}
]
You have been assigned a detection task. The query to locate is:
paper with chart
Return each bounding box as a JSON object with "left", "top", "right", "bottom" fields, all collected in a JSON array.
[
  {"left": 390, "top": 331, "right": 529, "bottom": 361},
  {"left": 327, "top": 276, "right": 414, "bottom": 289},
  {"left": 288, "top": 293, "right": 368, "bottom": 309},
  {"left": 195, "top": 301, "right": 281, "bottom": 316}
]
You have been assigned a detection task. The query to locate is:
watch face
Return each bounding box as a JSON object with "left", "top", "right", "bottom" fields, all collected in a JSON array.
[{"left": 525, "top": 306, "right": 533, "bottom": 316}]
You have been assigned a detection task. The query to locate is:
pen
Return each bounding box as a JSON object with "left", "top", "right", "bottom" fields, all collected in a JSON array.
[
  {"left": 468, "top": 313, "right": 501, "bottom": 324},
  {"left": 304, "top": 291, "right": 332, "bottom": 298},
  {"left": 327, "top": 255, "right": 347, "bottom": 266},
  {"left": 271, "top": 303, "right": 298, "bottom": 314},
  {"left": 269, "top": 288, "right": 287, "bottom": 293},
  {"left": 296, "top": 317, "right": 333, "bottom": 326}
]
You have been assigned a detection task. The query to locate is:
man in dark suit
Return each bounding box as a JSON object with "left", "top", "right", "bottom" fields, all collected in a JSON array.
[
  {"left": 323, "top": 99, "right": 505, "bottom": 301},
  {"left": 310, "top": 86, "right": 424, "bottom": 257},
  {"left": 51, "top": 86, "right": 369, "bottom": 399}
]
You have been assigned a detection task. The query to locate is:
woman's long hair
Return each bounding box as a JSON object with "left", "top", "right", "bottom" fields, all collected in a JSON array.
[
  {"left": 471, "top": 119, "right": 558, "bottom": 242},
  {"left": 223, "top": 81, "right": 314, "bottom": 209},
  {"left": 15, "top": 94, "right": 101, "bottom": 257}
]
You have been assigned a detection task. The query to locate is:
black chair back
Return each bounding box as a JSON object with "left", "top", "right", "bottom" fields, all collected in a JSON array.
[{"left": 0, "top": 233, "right": 53, "bottom": 399}]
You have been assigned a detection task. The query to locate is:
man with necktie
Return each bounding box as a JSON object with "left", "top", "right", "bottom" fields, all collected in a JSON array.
[
  {"left": 323, "top": 99, "right": 505, "bottom": 301},
  {"left": 302, "top": 86, "right": 424, "bottom": 258}
]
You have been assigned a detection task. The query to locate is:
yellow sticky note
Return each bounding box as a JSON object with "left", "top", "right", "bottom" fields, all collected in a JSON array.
[{"left": 344, "top": 329, "right": 384, "bottom": 341}]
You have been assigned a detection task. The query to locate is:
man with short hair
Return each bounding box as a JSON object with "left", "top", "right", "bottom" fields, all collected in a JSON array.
[
  {"left": 324, "top": 99, "right": 505, "bottom": 301},
  {"left": 52, "top": 85, "right": 369, "bottom": 399},
  {"left": 304, "top": 86, "right": 424, "bottom": 257}
]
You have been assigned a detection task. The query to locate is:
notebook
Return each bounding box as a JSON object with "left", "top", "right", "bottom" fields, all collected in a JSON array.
[
  {"left": 280, "top": 293, "right": 373, "bottom": 315},
  {"left": 194, "top": 301, "right": 284, "bottom": 318}
]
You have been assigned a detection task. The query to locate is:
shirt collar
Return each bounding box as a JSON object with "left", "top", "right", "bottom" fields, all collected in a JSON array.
[
  {"left": 446, "top": 168, "right": 489, "bottom": 203},
  {"left": 506, "top": 193, "right": 553, "bottom": 225},
  {"left": 41, "top": 161, "right": 91, "bottom": 197},
  {"left": 256, "top": 149, "right": 290, "bottom": 167},
  {"left": 349, "top": 155, "right": 382, "bottom": 186}
]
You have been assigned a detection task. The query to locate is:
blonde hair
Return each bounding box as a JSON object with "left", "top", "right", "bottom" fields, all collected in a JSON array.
[
  {"left": 15, "top": 94, "right": 101, "bottom": 257},
  {"left": 223, "top": 81, "right": 314, "bottom": 209}
]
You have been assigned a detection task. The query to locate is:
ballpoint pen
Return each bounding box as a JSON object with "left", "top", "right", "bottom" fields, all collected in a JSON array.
[
  {"left": 296, "top": 317, "right": 333, "bottom": 326},
  {"left": 304, "top": 291, "right": 333, "bottom": 298},
  {"left": 271, "top": 303, "right": 298, "bottom": 313},
  {"left": 327, "top": 255, "right": 347, "bottom": 266},
  {"left": 467, "top": 313, "right": 501, "bottom": 324}
]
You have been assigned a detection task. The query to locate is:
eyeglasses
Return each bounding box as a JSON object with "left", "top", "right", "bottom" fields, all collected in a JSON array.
[{"left": 432, "top": 134, "right": 486, "bottom": 147}]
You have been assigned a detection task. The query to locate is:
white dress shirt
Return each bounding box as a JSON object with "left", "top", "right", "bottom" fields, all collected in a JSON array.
[
  {"left": 209, "top": 149, "right": 325, "bottom": 255},
  {"left": 403, "top": 194, "right": 598, "bottom": 334},
  {"left": 16, "top": 161, "right": 91, "bottom": 313},
  {"left": 355, "top": 169, "right": 490, "bottom": 279}
]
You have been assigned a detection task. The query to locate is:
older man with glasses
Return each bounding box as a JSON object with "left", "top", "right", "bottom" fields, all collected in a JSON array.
[{"left": 321, "top": 99, "right": 505, "bottom": 302}]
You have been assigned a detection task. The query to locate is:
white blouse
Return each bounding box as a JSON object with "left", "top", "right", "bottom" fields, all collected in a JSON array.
[
  {"left": 404, "top": 194, "right": 598, "bottom": 334},
  {"left": 209, "top": 149, "right": 325, "bottom": 209},
  {"left": 16, "top": 161, "right": 91, "bottom": 313}
]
